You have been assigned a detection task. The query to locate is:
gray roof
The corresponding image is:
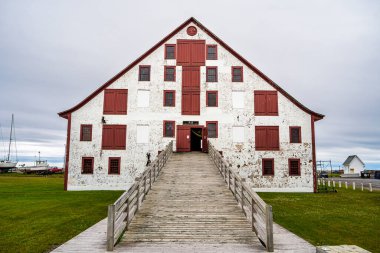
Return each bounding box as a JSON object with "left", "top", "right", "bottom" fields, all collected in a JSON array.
[{"left": 343, "top": 155, "right": 365, "bottom": 166}]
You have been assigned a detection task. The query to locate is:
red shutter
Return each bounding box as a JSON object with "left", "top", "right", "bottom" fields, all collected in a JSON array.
[
  {"left": 191, "top": 92, "right": 200, "bottom": 115},
  {"left": 254, "top": 91, "right": 267, "bottom": 115},
  {"left": 266, "top": 91, "right": 278, "bottom": 115},
  {"left": 176, "top": 125, "right": 191, "bottom": 152},
  {"left": 114, "top": 125, "right": 126, "bottom": 150},
  {"left": 104, "top": 90, "right": 115, "bottom": 114},
  {"left": 191, "top": 40, "right": 205, "bottom": 66},
  {"left": 255, "top": 127, "right": 267, "bottom": 150},
  {"left": 177, "top": 40, "right": 191, "bottom": 66},
  {"left": 182, "top": 92, "right": 192, "bottom": 115},
  {"left": 102, "top": 126, "right": 114, "bottom": 149},
  {"left": 115, "top": 90, "right": 127, "bottom": 114},
  {"left": 267, "top": 126, "right": 279, "bottom": 150},
  {"left": 182, "top": 66, "right": 200, "bottom": 90}
]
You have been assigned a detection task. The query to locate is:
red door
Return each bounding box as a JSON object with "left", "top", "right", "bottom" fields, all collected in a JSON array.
[
  {"left": 176, "top": 125, "right": 191, "bottom": 152},
  {"left": 202, "top": 127, "right": 208, "bottom": 153},
  {"left": 177, "top": 40, "right": 205, "bottom": 66}
]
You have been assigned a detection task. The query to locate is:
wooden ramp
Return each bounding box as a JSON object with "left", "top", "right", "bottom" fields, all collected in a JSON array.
[
  {"left": 118, "top": 152, "right": 263, "bottom": 250},
  {"left": 52, "top": 152, "right": 315, "bottom": 253}
]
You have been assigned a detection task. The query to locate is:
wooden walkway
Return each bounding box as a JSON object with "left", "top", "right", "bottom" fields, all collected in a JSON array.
[{"left": 52, "top": 152, "right": 315, "bottom": 253}]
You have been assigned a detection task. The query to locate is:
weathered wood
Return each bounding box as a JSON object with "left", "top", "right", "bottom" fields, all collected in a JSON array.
[
  {"left": 266, "top": 205, "right": 274, "bottom": 252},
  {"left": 106, "top": 141, "right": 173, "bottom": 251},
  {"left": 107, "top": 205, "right": 115, "bottom": 251}
]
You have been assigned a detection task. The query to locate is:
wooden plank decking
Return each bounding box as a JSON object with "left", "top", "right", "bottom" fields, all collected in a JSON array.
[{"left": 52, "top": 152, "right": 315, "bottom": 253}]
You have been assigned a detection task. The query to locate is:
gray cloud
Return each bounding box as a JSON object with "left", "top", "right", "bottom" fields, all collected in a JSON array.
[{"left": 1, "top": 0, "right": 379, "bottom": 167}]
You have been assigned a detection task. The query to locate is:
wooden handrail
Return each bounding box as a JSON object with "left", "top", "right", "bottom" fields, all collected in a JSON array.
[
  {"left": 208, "top": 142, "right": 274, "bottom": 252},
  {"left": 106, "top": 141, "right": 173, "bottom": 251}
]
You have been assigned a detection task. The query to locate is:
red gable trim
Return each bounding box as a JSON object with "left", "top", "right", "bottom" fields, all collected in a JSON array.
[{"left": 58, "top": 17, "right": 324, "bottom": 120}]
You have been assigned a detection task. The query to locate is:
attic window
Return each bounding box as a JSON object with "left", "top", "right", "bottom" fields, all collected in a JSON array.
[
  {"left": 207, "top": 45, "right": 217, "bottom": 60},
  {"left": 165, "top": 44, "right": 176, "bottom": 59},
  {"left": 139, "top": 66, "right": 150, "bottom": 81},
  {"left": 206, "top": 67, "right": 217, "bottom": 82},
  {"left": 80, "top": 125, "right": 92, "bottom": 141},
  {"left": 164, "top": 66, "right": 176, "bottom": 81},
  {"left": 232, "top": 66, "right": 243, "bottom": 82}
]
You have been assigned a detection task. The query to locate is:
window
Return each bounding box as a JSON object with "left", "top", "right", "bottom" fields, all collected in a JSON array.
[
  {"left": 206, "top": 67, "right": 217, "bottom": 82},
  {"left": 290, "top": 127, "right": 301, "bottom": 143},
  {"left": 139, "top": 66, "right": 150, "bottom": 81},
  {"left": 165, "top": 44, "right": 176, "bottom": 59},
  {"left": 232, "top": 91, "right": 245, "bottom": 108},
  {"left": 206, "top": 45, "right": 217, "bottom": 60},
  {"left": 163, "top": 121, "right": 175, "bottom": 137},
  {"left": 102, "top": 125, "right": 127, "bottom": 150},
  {"left": 80, "top": 125, "right": 92, "bottom": 141},
  {"left": 254, "top": 91, "right": 278, "bottom": 116},
  {"left": 232, "top": 126, "right": 244, "bottom": 143},
  {"left": 262, "top": 159, "right": 274, "bottom": 176},
  {"left": 137, "top": 125, "right": 149, "bottom": 144},
  {"left": 206, "top": 91, "right": 218, "bottom": 107},
  {"left": 255, "top": 126, "right": 280, "bottom": 151},
  {"left": 164, "top": 66, "right": 176, "bottom": 81},
  {"left": 82, "top": 157, "right": 94, "bottom": 174},
  {"left": 289, "top": 159, "right": 301, "bottom": 176},
  {"left": 103, "top": 89, "right": 128, "bottom": 114},
  {"left": 109, "top": 157, "right": 120, "bottom": 175},
  {"left": 137, "top": 90, "right": 150, "bottom": 108},
  {"left": 163, "top": 90, "right": 175, "bottom": 107},
  {"left": 232, "top": 66, "right": 243, "bottom": 82},
  {"left": 206, "top": 121, "right": 218, "bottom": 138}
]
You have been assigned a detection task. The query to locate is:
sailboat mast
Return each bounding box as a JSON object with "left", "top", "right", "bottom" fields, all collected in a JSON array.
[{"left": 7, "top": 114, "right": 14, "bottom": 161}]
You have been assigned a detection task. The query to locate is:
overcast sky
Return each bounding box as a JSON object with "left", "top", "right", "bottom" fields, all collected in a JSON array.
[{"left": 0, "top": 0, "right": 379, "bottom": 168}]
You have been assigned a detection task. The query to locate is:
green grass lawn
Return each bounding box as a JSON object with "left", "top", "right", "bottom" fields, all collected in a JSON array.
[
  {"left": 0, "top": 174, "right": 123, "bottom": 253},
  {"left": 259, "top": 188, "right": 380, "bottom": 253}
]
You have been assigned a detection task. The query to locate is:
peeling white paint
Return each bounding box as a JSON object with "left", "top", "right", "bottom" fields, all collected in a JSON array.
[{"left": 67, "top": 22, "right": 315, "bottom": 192}]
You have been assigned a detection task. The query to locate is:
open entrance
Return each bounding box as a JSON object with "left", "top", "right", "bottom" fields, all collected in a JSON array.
[
  {"left": 176, "top": 125, "right": 208, "bottom": 153},
  {"left": 190, "top": 128, "right": 202, "bottom": 151}
]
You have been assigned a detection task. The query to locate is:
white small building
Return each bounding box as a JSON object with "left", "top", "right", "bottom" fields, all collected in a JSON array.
[{"left": 343, "top": 155, "right": 365, "bottom": 174}]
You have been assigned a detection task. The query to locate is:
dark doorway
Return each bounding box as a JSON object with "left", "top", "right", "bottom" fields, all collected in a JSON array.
[{"left": 190, "top": 128, "right": 202, "bottom": 151}]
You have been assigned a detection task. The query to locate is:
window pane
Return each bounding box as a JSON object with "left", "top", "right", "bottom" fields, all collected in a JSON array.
[
  {"left": 82, "top": 158, "right": 93, "bottom": 174},
  {"left": 207, "top": 68, "right": 217, "bottom": 82},
  {"left": 233, "top": 68, "right": 242, "bottom": 81},
  {"left": 207, "top": 46, "right": 217, "bottom": 60},
  {"left": 139, "top": 67, "right": 150, "bottom": 81},
  {"left": 165, "top": 67, "right": 175, "bottom": 81},
  {"left": 166, "top": 46, "right": 175, "bottom": 59},
  {"left": 165, "top": 92, "right": 174, "bottom": 106},
  {"left": 165, "top": 122, "right": 174, "bottom": 137},
  {"left": 290, "top": 160, "right": 300, "bottom": 175},
  {"left": 263, "top": 160, "right": 273, "bottom": 175},
  {"left": 207, "top": 92, "right": 216, "bottom": 106},
  {"left": 291, "top": 128, "right": 300, "bottom": 143},
  {"left": 208, "top": 123, "right": 216, "bottom": 138},
  {"left": 109, "top": 158, "right": 119, "bottom": 174},
  {"left": 81, "top": 125, "right": 91, "bottom": 141}
]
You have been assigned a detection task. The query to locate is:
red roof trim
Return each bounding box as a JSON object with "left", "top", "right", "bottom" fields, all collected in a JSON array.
[{"left": 58, "top": 17, "right": 324, "bottom": 120}]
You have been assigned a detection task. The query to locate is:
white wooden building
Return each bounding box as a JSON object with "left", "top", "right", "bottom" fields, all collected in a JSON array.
[
  {"left": 59, "top": 18, "right": 324, "bottom": 192},
  {"left": 342, "top": 155, "right": 365, "bottom": 174}
]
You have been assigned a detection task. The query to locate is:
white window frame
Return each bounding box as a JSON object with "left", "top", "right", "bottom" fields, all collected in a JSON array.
[
  {"left": 136, "top": 124, "right": 149, "bottom": 144},
  {"left": 232, "top": 91, "right": 245, "bottom": 109},
  {"left": 232, "top": 126, "right": 245, "bottom": 143},
  {"left": 137, "top": 90, "right": 150, "bottom": 108}
]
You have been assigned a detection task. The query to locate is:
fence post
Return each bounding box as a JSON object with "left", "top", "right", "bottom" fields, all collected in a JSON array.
[
  {"left": 241, "top": 179, "right": 245, "bottom": 210},
  {"left": 369, "top": 183, "right": 372, "bottom": 192},
  {"left": 345, "top": 182, "right": 348, "bottom": 189},
  {"left": 339, "top": 181, "right": 341, "bottom": 188},
  {"left": 107, "top": 204, "right": 115, "bottom": 251},
  {"left": 353, "top": 182, "right": 356, "bottom": 190},
  {"left": 328, "top": 180, "right": 330, "bottom": 187},
  {"left": 361, "top": 183, "right": 363, "bottom": 191},
  {"left": 265, "top": 205, "right": 274, "bottom": 252},
  {"left": 333, "top": 180, "right": 335, "bottom": 187},
  {"left": 323, "top": 180, "right": 325, "bottom": 186}
]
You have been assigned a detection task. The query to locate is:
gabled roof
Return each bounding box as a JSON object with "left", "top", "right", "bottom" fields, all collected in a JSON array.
[
  {"left": 343, "top": 155, "right": 365, "bottom": 166},
  {"left": 58, "top": 17, "right": 324, "bottom": 120}
]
